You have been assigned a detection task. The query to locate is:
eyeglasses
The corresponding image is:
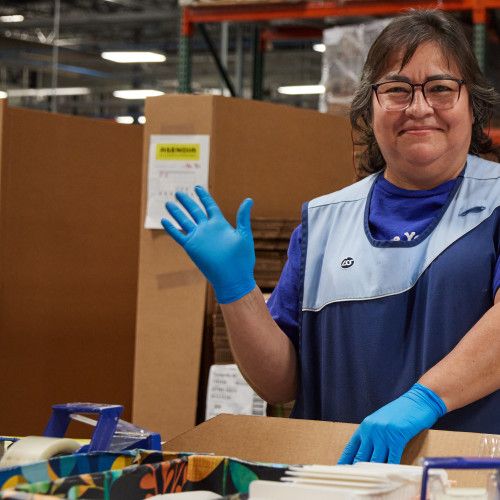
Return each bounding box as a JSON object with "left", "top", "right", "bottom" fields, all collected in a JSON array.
[{"left": 371, "top": 78, "right": 465, "bottom": 111}]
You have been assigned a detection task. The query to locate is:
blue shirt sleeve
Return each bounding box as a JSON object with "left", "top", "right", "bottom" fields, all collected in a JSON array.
[
  {"left": 494, "top": 254, "right": 500, "bottom": 298},
  {"left": 266, "top": 224, "right": 302, "bottom": 351}
]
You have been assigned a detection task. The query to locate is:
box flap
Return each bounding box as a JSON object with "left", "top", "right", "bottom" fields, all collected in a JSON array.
[{"left": 165, "top": 414, "right": 492, "bottom": 467}]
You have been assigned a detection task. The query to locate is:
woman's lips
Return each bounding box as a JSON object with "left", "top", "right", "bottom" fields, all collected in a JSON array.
[{"left": 400, "top": 127, "right": 440, "bottom": 136}]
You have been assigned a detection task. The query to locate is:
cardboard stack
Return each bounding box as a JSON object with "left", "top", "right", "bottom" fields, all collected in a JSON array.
[
  {"left": 0, "top": 95, "right": 354, "bottom": 440},
  {"left": 212, "top": 304, "right": 233, "bottom": 364},
  {"left": 253, "top": 217, "right": 299, "bottom": 290}
]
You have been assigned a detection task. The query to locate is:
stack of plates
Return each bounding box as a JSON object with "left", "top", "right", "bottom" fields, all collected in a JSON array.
[{"left": 249, "top": 463, "right": 449, "bottom": 499}]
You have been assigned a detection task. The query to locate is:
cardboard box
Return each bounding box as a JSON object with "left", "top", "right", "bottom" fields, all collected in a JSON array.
[
  {"left": 166, "top": 414, "right": 499, "bottom": 487},
  {"left": 0, "top": 102, "right": 143, "bottom": 434},
  {"left": 133, "top": 95, "right": 354, "bottom": 442}
]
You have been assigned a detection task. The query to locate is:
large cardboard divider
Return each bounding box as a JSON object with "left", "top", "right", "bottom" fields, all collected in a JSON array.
[
  {"left": 133, "top": 95, "right": 354, "bottom": 442},
  {"left": 0, "top": 102, "right": 143, "bottom": 434}
]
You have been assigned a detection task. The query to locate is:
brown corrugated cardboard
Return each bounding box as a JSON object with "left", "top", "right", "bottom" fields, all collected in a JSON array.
[
  {"left": 132, "top": 97, "right": 211, "bottom": 443},
  {"left": 166, "top": 414, "right": 499, "bottom": 487},
  {"left": 0, "top": 103, "right": 143, "bottom": 434},
  {"left": 165, "top": 414, "right": 356, "bottom": 465},
  {"left": 165, "top": 414, "right": 492, "bottom": 466},
  {"left": 133, "top": 95, "right": 354, "bottom": 442}
]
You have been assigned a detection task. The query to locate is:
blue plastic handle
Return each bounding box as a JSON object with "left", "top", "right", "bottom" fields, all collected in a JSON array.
[
  {"left": 44, "top": 403, "right": 123, "bottom": 453},
  {"left": 420, "top": 457, "right": 500, "bottom": 500}
]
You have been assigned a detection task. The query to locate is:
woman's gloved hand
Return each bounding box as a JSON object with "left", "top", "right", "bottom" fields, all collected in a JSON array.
[
  {"left": 338, "top": 383, "right": 447, "bottom": 464},
  {"left": 161, "top": 185, "right": 256, "bottom": 304}
]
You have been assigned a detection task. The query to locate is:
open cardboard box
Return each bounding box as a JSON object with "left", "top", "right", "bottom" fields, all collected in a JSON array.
[{"left": 165, "top": 414, "right": 499, "bottom": 487}]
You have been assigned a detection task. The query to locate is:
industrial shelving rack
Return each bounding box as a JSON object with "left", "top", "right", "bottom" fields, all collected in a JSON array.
[{"left": 177, "top": 0, "right": 500, "bottom": 99}]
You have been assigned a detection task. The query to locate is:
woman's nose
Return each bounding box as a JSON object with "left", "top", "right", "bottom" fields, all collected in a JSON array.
[{"left": 405, "top": 88, "right": 434, "bottom": 117}]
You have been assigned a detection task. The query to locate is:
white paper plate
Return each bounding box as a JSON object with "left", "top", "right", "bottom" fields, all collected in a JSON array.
[
  {"left": 281, "top": 476, "right": 400, "bottom": 492},
  {"left": 285, "top": 470, "right": 388, "bottom": 483}
]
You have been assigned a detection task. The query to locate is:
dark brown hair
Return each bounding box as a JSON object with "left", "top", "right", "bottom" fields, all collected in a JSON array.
[{"left": 350, "top": 9, "right": 499, "bottom": 178}]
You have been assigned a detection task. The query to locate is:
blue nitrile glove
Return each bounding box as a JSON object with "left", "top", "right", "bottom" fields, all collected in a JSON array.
[
  {"left": 338, "top": 383, "right": 447, "bottom": 465},
  {"left": 161, "top": 185, "right": 256, "bottom": 304}
]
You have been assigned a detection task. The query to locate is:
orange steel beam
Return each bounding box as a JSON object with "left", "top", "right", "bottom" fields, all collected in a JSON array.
[
  {"left": 472, "top": 0, "right": 487, "bottom": 23},
  {"left": 181, "top": 10, "right": 194, "bottom": 36},
  {"left": 261, "top": 26, "right": 323, "bottom": 41},
  {"left": 184, "top": 0, "right": 500, "bottom": 24}
]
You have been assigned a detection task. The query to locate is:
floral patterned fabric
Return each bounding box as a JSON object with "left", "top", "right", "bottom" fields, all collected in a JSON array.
[
  {"left": 0, "top": 449, "right": 182, "bottom": 491},
  {"left": 0, "top": 453, "right": 287, "bottom": 499}
]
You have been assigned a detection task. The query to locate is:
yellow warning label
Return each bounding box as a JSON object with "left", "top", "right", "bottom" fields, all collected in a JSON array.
[{"left": 156, "top": 143, "right": 200, "bottom": 161}]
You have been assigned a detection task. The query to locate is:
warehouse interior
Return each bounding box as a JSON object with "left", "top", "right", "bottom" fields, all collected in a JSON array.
[
  {"left": 0, "top": 0, "right": 330, "bottom": 116},
  {"left": 1, "top": 1, "right": 500, "bottom": 499},
  {"left": 1, "top": 1, "right": 499, "bottom": 119}
]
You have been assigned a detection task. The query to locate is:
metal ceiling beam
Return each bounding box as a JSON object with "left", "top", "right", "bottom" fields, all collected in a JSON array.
[{"left": 13, "top": 10, "right": 178, "bottom": 29}]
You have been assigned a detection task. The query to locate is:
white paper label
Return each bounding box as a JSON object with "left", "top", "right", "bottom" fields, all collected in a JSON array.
[
  {"left": 145, "top": 134, "right": 210, "bottom": 229},
  {"left": 205, "top": 364, "right": 267, "bottom": 420}
]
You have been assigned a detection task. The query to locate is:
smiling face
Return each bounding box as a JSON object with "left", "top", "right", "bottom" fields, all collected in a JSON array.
[{"left": 372, "top": 41, "right": 473, "bottom": 189}]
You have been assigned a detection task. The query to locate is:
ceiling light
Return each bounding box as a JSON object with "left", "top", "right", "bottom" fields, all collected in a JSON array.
[
  {"left": 113, "top": 89, "right": 164, "bottom": 100},
  {"left": 313, "top": 43, "right": 326, "bottom": 53},
  {"left": 0, "top": 15, "right": 24, "bottom": 23},
  {"left": 115, "top": 116, "right": 134, "bottom": 124},
  {"left": 6, "top": 87, "right": 90, "bottom": 97},
  {"left": 102, "top": 51, "right": 166, "bottom": 63},
  {"left": 138, "top": 116, "right": 146, "bottom": 124},
  {"left": 202, "top": 88, "right": 232, "bottom": 97},
  {"left": 0, "top": 91, "right": 7, "bottom": 99},
  {"left": 278, "top": 85, "right": 325, "bottom": 95}
]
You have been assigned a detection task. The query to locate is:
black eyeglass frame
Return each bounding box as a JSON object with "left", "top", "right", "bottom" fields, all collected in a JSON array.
[{"left": 371, "top": 77, "right": 466, "bottom": 110}]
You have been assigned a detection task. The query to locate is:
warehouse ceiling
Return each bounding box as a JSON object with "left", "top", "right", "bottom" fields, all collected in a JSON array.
[
  {"left": 0, "top": 0, "right": 330, "bottom": 119},
  {"left": 0, "top": 1, "right": 498, "bottom": 122}
]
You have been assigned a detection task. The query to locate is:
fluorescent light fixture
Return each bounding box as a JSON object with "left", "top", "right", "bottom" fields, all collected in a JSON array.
[
  {"left": 0, "top": 15, "right": 24, "bottom": 23},
  {"left": 0, "top": 91, "right": 7, "bottom": 99},
  {"left": 102, "top": 51, "right": 166, "bottom": 63},
  {"left": 138, "top": 116, "right": 146, "bottom": 124},
  {"left": 6, "top": 87, "right": 90, "bottom": 97},
  {"left": 313, "top": 43, "right": 326, "bottom": 53},
  {"left": 115, "top": 116, "right": 134, "bottom": 124},
  {"left": 278, "top": 85, "right": 325, "bottom": 95},
  {"left": 113, "top": 89, "right": 164, "bottom": 100}
]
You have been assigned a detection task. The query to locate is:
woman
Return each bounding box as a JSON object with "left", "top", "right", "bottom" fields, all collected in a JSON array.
[{"left": 162, "top": 9, "right": 500, "bottom": 464}]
